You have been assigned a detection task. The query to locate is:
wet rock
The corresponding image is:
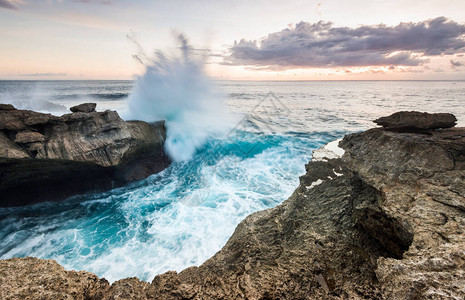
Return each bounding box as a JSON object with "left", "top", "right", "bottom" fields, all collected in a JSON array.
[
  {"left": 0, "top": 103, "right": 15, "bottom": 110},
  {"left": 374, "top": 111, "right": 457, "bottom": 132},
  {"left": 70, "top": 102, "right": 97, "bottom": 113}
]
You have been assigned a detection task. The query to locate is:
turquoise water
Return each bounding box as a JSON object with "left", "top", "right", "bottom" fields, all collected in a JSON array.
[{"left": 0, "top": 80, "right": 464, "bottom": 282}]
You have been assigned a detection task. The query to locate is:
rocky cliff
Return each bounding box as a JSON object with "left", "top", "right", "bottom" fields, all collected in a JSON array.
[
  {"left": 0, "top": 103, "right": 170, "bottom": 207},
  {"left": 1, "top": 112, "right": 464, "bottom": 299}
]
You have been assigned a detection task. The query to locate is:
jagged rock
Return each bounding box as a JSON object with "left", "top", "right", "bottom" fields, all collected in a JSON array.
[
  {"left": 0, "top": 103, "right": 15, "bottom": 110},
  {"left": 70, "top": 102, "right": 97, "bottom": 113},
  {"left": 0, "top": 257, "right": 110, "bottom": 299},
  {"left": 14, "top": 131, "right": 45, "bottom": 144},
  {"left": 0, "top": 105, "right": 171, "bottom": 207},
  {"left": 1, "top": 118, "right": 464, "bottom": 299},
  {"left": 374, "top": 111, "right": 457, "bottom": 132}
]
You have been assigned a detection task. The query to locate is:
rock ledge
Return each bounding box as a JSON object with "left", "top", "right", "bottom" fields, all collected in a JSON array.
[
  {"left": 374, "top": 111, "right": 457, "bottom": 132},
  {"left": 0, "top": 103, "right": 171, "bottom": 207}
]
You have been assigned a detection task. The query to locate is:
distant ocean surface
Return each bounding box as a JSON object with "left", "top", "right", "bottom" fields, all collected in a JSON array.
[{"left": 1, "top": 80, "right": 464, "bottom": 283}]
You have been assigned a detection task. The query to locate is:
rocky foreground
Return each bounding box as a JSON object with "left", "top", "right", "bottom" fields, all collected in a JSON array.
[
  {"left": 0, "top": 112, "right": 464, "bottom": 299},
  {"left": 0, "top": 103, "right": 170, "bottom": 207}
]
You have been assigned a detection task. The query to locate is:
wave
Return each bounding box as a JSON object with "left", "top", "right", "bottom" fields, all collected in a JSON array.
[
  {"left": 54, "top": 93, "right": 129, "bottom": 101},
  {"left": 0, "top": 131, "right": 333, "bottom": 283},
  {"left": 126, "top": 34, "right": 237, "bottom": 162}
]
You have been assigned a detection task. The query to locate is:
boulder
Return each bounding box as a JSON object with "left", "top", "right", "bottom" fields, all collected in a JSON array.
[
  {"left": 70, "top": 102, "right": 97, "bottom": 113},
  {"left": 374, "top": 111, "right": 457, "bottom": 132},
  {"left": 0, "top": 103, "right": 16, "bottom": 110},
  {"left": 14, "top": 131, "right": 45, "bottom": 144}
]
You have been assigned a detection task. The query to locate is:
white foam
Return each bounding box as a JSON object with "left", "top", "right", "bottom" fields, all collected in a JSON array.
[
  {"left": 0, "top": 137, "right": 310, "bottom": 284},
  {"left": 333, "top": 168, "right": 343, "bottom": 177},
  {"left": 311, "top": 139, "right": 345, "bottom": 162},
  {"left": 306, "top": 179, "right": 323, "bottom": 190},
  {"left": 125, "top": 34, "right": 237, "bottom": 162}
]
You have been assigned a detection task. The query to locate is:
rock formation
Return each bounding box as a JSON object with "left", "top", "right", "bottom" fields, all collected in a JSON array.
[
  {"left": 374, "top": 111, "right": 457, "bottom": 132},
  {"left": 0, "top": 257, "right": 109, "bottom": 300},
  {"left": 1, "top": 112, "right": 464, "bottom": 299},
  {"left": 70, "top": 102, "right": 97, "bottom": 113},
  {"left": 0, "top": 103, "right": 170, "bottom": 207}
]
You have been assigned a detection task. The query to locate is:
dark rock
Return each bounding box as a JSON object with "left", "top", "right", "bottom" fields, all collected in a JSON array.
[
  {"left": 70, "top": 102, "right": 97, "bottom": 113},
  {"left": 0, "top": 107, "right": 171, "bottom": 207},
  {"left": 0, "top": 103, "right": 16, "bottom": 110},
  {"left": 374, "top": 111, "right": 457, "bottom": 132},
  {"left": 0, "top": 109, "right": 58, "bottom": 131}
]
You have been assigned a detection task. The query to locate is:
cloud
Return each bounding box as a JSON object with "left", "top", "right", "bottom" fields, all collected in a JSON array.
[
  {"left": 450, "top": 60, "right": 464, "bottom": 68},
  {"left": 225, "top": 17, "right": 465, "bottom": 69},
  {"left": 0, "top": 0, "right": 21, "bottom": 10},
  {"left": 20, "top": 73, "right": 67, "bottom": 76},
  {"left": 72, "top": 0, "right": 113, "bottom": 4}
]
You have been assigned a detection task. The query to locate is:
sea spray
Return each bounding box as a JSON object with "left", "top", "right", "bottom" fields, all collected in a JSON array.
[{"left": 126, "top": 34, "right": 235, "bottom": 162}]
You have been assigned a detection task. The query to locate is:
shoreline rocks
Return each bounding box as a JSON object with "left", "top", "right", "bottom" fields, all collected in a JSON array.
[
  {"left": 1, "top": 112, "right": 464, "bottom": 299},
  {"left": 374, "top": 111, "right": 457, "bottom": 132},
  {"left": 70, "top": 102, "right": 97, "bottom": 113},
  {"left": 0, "top": 103, "right": 171, "bottom": 207}
]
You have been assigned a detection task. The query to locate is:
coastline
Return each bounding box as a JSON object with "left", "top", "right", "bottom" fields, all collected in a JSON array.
[{"left": 1, "top": 115, "right": 464, "bottom": 299}]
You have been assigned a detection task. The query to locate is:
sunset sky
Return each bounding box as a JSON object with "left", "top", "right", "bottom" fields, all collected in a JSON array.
[{"left": 1, "top": 0, "right": 465, "bottom": 80}]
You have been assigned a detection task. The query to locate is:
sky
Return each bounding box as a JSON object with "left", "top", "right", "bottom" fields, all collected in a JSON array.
[{"left": 1, "top": 0, "right": 465, "bottom": 80}]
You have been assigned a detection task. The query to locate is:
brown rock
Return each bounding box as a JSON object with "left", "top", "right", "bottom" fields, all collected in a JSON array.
[
  {"left": 14, "top": 131, "right": 45, "bottom": 143},
  {"left": 103, "top": 277, "right": 154, "bottom": 299},
  {"left": 0, "top": 113, "right": 25, "bottom": 131},
  {"left": 374, "top": 111, "right": 457, "bottom": 132},
  {"left": 0, "top": 257, "right": 110, "bottom": 299},
  {"left": 0, "top": 131, "right": 29, "bottom": 158},
  {"left": 2, "top": 114, "right": 463, "bottom": 299},
  {"left": 0, "top": 109, "right": 57, "bottom": 131},
  {"left": 24, "top": 113, "right": 60, "bottom": 126},
  {"left": 70, "top": 102, "right": 97, "bottom": 113},
  {"left": 0, "top": 103, "right": 16, "bottom": 110}
]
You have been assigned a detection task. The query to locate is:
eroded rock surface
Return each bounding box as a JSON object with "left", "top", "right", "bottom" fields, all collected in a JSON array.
[
  {"left": 0, "top": 104, "right": 170, "bottom": 207},
  {"left": 0, "top": 257, "right": 109, "bottom": 300},
  {"left": 1, "top": 116, "right": 464, "bottom": 299},
  {"left": 374, "top": 111, "right": 457, "bottom": 132}
]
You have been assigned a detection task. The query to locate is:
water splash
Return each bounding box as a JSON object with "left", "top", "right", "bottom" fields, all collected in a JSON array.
[{"left": 126, "top": 34, "right": 235, "bottom": 162}]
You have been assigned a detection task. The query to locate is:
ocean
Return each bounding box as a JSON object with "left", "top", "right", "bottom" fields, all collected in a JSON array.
[{"left": 0, "top": 80, "right": 464, "bottom": 283}]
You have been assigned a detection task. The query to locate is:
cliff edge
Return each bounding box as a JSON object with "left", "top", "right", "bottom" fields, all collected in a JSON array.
[
  {"left": 0, "top": 103, "right": 171, "bottom": 207},
  {"left": 0, "top": 112, "right": 463, "bottom": 299}
]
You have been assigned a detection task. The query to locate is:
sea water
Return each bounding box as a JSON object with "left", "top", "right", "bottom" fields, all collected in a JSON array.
[{"left": 0, "top": 79, "right": 464, "bottom": 283}]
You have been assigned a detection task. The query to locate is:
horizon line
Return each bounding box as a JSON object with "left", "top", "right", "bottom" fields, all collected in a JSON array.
[{"left": 0, "top": 79, "right": 464, "bottom": 82}]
